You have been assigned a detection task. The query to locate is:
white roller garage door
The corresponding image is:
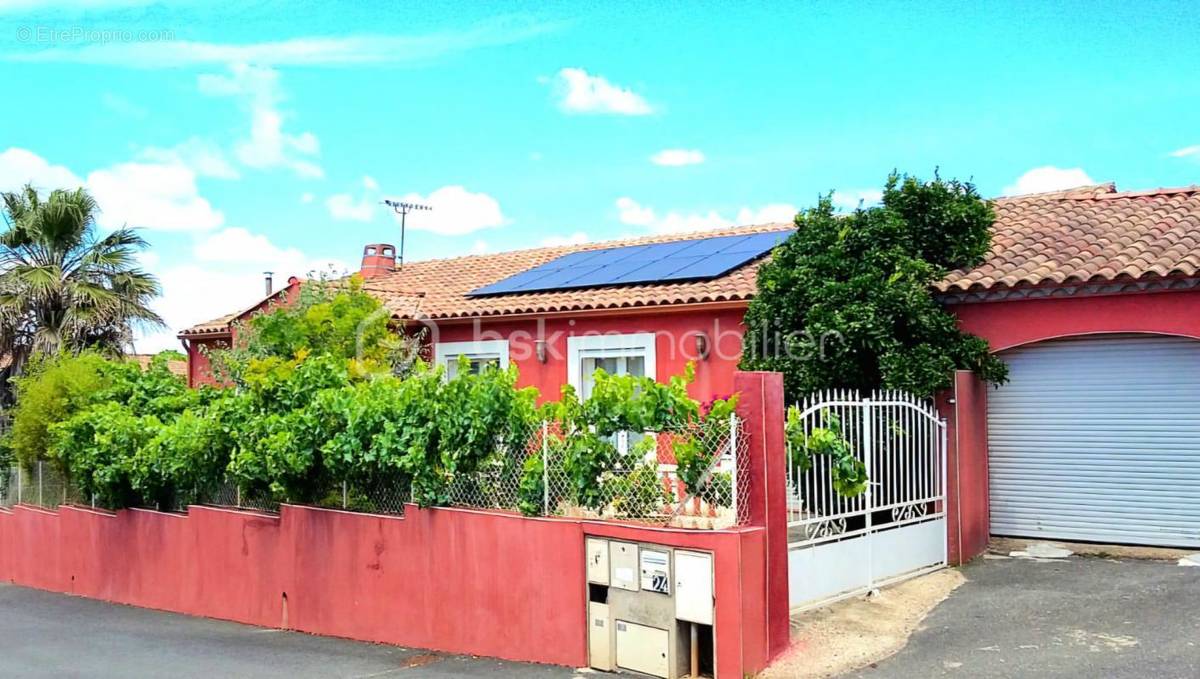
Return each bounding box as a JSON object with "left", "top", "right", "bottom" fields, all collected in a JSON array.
[{"left": 988, "top": 333, "right": 1200, "bottom": 548}]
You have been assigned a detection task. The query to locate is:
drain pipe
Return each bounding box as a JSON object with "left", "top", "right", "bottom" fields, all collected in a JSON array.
[{"left": 690, "top": 622, "right": 699, "bottom": 678}]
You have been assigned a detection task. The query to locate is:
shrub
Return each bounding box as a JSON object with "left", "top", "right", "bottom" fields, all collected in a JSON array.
[
  {"left": 740, "top": 172, "right": 1008, "bottom": 399},
  {"left": 130, "top": 411, "right": 228, "bottom": 508},
  {"left": 8, "top": 352, "right": 118, "bottom": 470},
  {"left": 49, "top": 402, "right": 161, "bottom": 508},
  {"left": 7, "top": 351, "right": 195, "bottom": 472}
]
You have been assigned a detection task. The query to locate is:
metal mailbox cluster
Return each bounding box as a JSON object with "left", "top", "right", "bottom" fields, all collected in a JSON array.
[{"left": 585, "top": 537, "right": 715, "bottom": 679}]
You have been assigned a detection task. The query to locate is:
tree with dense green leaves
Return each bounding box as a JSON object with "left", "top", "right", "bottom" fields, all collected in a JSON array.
[
  {"left": 208, "top": 274, "right": 421, "bottom": 384},
  {"left": 740, "top": 173, "right": 1008, "bottom": 399},
  {"left": 0, "top": 185, "right": 163, "bottom": 393}
]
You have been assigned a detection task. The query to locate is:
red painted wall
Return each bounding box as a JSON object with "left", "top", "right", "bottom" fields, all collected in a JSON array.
[
  {"left": 952, "top": 288, "right": 1200, "bottom": 352},
  {"left": 427, "top": 306, "right": 748, "bottom": 402},
  {"left": 0, "top": 500, "right": 782, "bottom": 677},
  {"left": 733, "top": 371, "right": 790, "bottom": 662},
  {"left": 184, "top": 336, "right": 227, "bottom": 388},
  {"left": 0, "top": 504, "right": 584, "bottom": 666},
  {"left": 937, "top": 371, "right": 990, "bottom": 564}
]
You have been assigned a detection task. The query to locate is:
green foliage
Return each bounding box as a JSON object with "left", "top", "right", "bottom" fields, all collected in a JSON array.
[
  {"left": 740, "top": 172, "right": 1008, "bottom": 399},
  {"left": 15, "top": 297, "right": 730, "bottom": 519},
  {"left": 210, "top": 275, "right": 421, "bottom": 384},
  {"left": 785, "top": 407, "right": 868, "bottom": 497},
  {"left": 49, "top": 402, "right": 161, "bottom": 508},
  {"left": 0, "top": 185, "right": 162, "bottom": 395},
  {"left": 7, "top": 352, "right": 111, "bottom": 469},
  {"left": 130, "top": 411, "right": 227, "bottom": 508},
  {"left": 673, "top": 393, "right": 740, "bottom": 496},
  {"left": 517, "top": 364, "right": 738, "bottom": 516},
  {"left": 607, "top": 459, "right": 672, "bottom": 518},
  {"left": 5, "top": 351, "right": 195, "bottom": 470}
]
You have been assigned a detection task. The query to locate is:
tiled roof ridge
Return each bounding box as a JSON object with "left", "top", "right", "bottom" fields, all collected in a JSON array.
[
  {"left": 994, "top": 182, "right": 1118, "bottom": 201},
  {"left": 997, "top": 183, "right": 1200, "bottom": 202},
  {"left": 1077, "top": 184, "right": 1200, "bottom": 200}
]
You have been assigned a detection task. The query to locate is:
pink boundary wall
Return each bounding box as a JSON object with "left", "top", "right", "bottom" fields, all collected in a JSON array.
[
  {"left": 0, "top": 372, "right": 791, "bottom": 678},
  {"left": 0, "top": 504, "right": 775, "bottom": 676}
]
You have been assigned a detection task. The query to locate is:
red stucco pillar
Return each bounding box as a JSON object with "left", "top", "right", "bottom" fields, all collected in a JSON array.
[
  {"left": 937, "top": 370, "right": 991, "bottom": 565},
  {"left": 733, "top": 370, "right": 789, "bottom": 661}
]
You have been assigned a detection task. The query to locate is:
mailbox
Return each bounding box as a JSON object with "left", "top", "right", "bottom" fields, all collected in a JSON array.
[
  {"left": 586, "top": 537, "right": 610, "bottom": 585},
  {"left": 609, "top": 541, "right": 639, "bottom": 592},
  {"left": 674, "top": 550, "right": 714, "bottom": 626}
]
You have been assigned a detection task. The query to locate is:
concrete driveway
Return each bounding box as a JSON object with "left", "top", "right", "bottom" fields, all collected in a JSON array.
[
  {"left": 0, "top": 584, "right": 578, "bottom": 679},
  {"left": 856, "top": 553, "right": 1200, "bottom": 678}
]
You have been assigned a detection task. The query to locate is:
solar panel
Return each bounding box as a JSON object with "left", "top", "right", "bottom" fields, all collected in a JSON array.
[{"left": 469, "top": 230, "right": 790, "bottom": 297}]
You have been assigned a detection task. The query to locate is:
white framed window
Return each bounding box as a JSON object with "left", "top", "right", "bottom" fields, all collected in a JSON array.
[
  {"left": 568, "top": 333, "right": 657, "bottom": 457},
  {"left": 434, "top": 339, "right": 509, "bottom": 379},
  {"left": 567, "top": 332, "right": 657, "bottom": 396}
]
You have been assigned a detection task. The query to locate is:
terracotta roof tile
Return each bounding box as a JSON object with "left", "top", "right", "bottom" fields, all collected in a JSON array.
[{"left": 940, "top": 184, "right": 1200, "bottom": 293}]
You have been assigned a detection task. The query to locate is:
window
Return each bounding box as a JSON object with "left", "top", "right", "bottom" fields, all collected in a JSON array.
[
  {"left": 568, "top": 333, "right": 657, "bottom": 456},
  {"left": 434, "top": 340, "right": 509, "bottom": 379},
  {"left": 568, "top": 332, "right": 657, "bottom": 393}
]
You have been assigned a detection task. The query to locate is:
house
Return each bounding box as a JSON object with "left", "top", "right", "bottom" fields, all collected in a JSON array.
[{"left": 179, "top": 183, "right": 1200, "bottom": 549}]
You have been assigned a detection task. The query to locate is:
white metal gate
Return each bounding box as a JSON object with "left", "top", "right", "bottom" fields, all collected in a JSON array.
[{"left": 787, "top": 390, "right": 948, "bottom": 610}]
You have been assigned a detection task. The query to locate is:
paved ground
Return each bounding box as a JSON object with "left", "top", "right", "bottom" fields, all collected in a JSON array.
[
  {"left": 854, "top": 554, "right": 1200, "bottom": 678},
  {"left": 0, "top": 584, "right": 579, "bottom": 679}
]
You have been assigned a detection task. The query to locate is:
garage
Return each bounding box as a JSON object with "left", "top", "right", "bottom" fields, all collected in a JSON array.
[{"left": 988, "top": 333, "right": 1200, "bottom": 548}]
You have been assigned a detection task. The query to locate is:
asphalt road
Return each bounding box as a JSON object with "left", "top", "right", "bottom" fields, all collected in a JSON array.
[
  {"left": 0, "top": 584, "right": 579, "bottom": 679},
  {"left": 856, "top": 554, "right": 1200, "bottom": 678}
]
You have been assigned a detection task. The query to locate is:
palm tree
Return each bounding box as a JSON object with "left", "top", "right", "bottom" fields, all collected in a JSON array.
[{"left": 0, "top": 184, "right": 164, "bottom": 394}]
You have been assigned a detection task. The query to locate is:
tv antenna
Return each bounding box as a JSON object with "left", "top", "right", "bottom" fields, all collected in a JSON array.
[{"left": 382, "top": 199, "right": 432, "bottom": 266}]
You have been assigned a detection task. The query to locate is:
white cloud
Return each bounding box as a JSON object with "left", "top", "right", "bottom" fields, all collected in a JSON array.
[
  {"left": 0, "top": 147, "right": 83, "bottom": 192},
  {"left": 325, "top": 175, "right": 384, "bottom": 222},
  {"left": 733, "top": 204, "right": 799, "bottom": 224},
  {"left": 135, "top": 228, "right": 348, "bottom": 352},
  {"left": 8, "top": 19, "right": 557, "bottom": 67},
  {"left": 1169, "top": 145, "right": 1200, "bottom": 160},
  {"left": 300, "top": 192, "right": 314, "bottom": 204},
  {"left": 387, "top": 185, "right": 507, "bottom": 235},
  {"left": 553, "top": 68, "right": 653, "bottom": 116},
  {"left": 326, "top": 193, "right": 376, "bottom": 222},
  {"left": 470, "top": 239, "right": 489, "bottom": 254},
  {"left": 541, "top": 231, "right": 590, "bottom": 247},
  {"left": 192, "top": 227, "right": 343, "bottom": 274},
  {"left": 1, "top": 148, "right": 223, "bottom": 232},
  {"left": 651, "top": 149, "right": 705, "bottom": 167},
  {"left": 831, "top": 189, "right": 884, "bottom": 210},
  {"left": 86, "top": 161, "right": 224, "bottom": 232},
  {"left": 1003, "top": 166, "right": 1095, "bottom": 196},
  {"left": 199, "top": 63, "right": 322, "bottom": 179},
  {"left": 616, "top": 197, "right": 796, "bottom": 234},
  {"left": 138, "top": 137, "right": 240, "bottom": 179}
]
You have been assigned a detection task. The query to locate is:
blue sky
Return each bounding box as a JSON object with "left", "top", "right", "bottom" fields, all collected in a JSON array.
[{"left": 0, "top": 0, "right": 1197, "bottom": 351}]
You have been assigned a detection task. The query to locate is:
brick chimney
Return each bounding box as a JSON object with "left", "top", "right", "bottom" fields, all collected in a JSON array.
[{"left": 360, "top": 243, "right": 396, "bottom": 278}]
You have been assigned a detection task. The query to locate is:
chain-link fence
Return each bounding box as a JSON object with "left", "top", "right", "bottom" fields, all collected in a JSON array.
[
  {"left": 0, "top": 461, "right": 88, "bottom": 510},
  {"left": 445, "top": 415, "right": 750, "bottom": 529},
  {"left": 0, "top": 415, "right": 751, "bottom": 530}
]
